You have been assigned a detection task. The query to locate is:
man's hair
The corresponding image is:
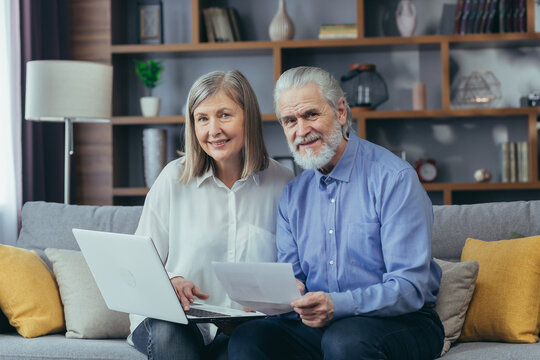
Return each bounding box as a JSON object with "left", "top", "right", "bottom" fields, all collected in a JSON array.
[
  {"left": 273, "top": 66, "right": 352, "bottom": 139},
  {"left": 179, "top": 70, "right": 268, "bottom": 184}
]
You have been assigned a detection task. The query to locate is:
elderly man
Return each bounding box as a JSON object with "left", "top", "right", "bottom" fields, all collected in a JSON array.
[{"left": 228, "top": 66, "right": 444, "bottom": 360}]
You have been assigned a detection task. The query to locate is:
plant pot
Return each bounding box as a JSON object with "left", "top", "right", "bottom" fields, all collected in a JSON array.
[{"left": 140, "top": 96, "right": 161, "bottom": 117}]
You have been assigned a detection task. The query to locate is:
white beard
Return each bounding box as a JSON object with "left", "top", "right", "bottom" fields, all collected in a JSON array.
[{"left": 288, "top": 120, "right": 343, "bottom": 170}]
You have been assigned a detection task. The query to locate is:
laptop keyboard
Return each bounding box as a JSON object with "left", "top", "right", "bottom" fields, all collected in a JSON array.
[{"left": 186, "top": 308, "right": 231, "bottom": 318}]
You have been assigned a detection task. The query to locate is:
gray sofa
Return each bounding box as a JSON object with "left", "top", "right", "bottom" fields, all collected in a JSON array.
[{"left": 0, "top": 200, "right": 539, "bottom": 359}]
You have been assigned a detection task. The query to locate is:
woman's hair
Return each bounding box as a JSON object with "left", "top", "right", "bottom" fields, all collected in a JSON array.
[
  {"left": 273, "top": 66, "right": 352, "bottom": 139},
  {"left": 179, "top": 70, "right": 269, "bottom": 184}
]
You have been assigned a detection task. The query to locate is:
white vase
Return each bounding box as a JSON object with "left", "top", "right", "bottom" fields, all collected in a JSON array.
[
  {"left": 142, "top": 128, "right": 167, "bottom": 188},
  {"left": 269, "top": 0, "right": 295, "bottom": 41},
  {"left": 396, "top": 0, "right": 417, "bottom": 37},
  {"left": 140, "top": 96, "right": 161, "bottom": 117}
]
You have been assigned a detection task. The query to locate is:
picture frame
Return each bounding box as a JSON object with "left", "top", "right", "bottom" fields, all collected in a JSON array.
[
  {"left": 137, "top": 1, "right": 164, "bottom": 44},
  {"left": 274, "top": 156, "right": 300, "bottom": 176}
]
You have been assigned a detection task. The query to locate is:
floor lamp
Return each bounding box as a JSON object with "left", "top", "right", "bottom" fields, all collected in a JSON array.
[{"left": 25, "top": 60, "right": 113, "bottom": 204}]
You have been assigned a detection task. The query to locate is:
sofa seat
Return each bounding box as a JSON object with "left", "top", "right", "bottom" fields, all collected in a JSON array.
[
  {"left": 444, "top": 341, "right": 540, "bottom": 359},
  {"left": 0, "top": 333, "right": 145, "bottom": 360}
]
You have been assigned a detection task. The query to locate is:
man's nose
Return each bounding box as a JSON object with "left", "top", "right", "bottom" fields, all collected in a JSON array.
[{"left": 296, "top": 118, "right": 311, "bottom": 137}]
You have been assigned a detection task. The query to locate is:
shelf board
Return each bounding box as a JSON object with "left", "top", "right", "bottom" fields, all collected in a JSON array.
[
  {"left": 110, "top": 33, "right": 540, "bottom": 55},
  {"left": 353, "top": 107, "right": 539, "bottom": 119},
  {"left": 113, "top": 187, "right": 149, "bottom": 196},
  {"left": 112, "top": 116, "right": 185, "bottom": 125},
  {"left": 424, "top": 182, "right": 540, "bottom": 192}
]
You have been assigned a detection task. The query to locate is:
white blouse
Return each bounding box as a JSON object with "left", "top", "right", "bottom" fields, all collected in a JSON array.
[{"left": 128, "top": 157, "right": 294, "bottom": 345}]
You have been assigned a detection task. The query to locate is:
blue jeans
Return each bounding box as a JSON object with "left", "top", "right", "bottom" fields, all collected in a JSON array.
[
  {"left": 132, "top": 318, "right": 228, "bottom": 360},
  {"left": 228, "top": 307, "right": 444, "bottom": 360}
]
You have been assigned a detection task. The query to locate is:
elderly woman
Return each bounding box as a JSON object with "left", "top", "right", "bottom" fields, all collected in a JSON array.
[{"left": 129, "top": 70, "right": 294, "bottom": 360}]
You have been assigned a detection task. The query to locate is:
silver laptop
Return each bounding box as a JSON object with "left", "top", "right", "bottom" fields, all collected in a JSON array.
[{"left": 72, "top": 228, "right": 266, "bottom": 324}]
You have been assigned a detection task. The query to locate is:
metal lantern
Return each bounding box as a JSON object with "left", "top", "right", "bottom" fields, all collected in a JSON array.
[{"left": 340, "top": 64, "right": 389, "bottom": 110}]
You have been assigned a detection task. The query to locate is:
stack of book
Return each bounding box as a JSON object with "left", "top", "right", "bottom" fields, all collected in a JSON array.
[
  {"left": 501, "top": 141, "right": 529, "bottom": 183},
  {"left": 203, "top": 7, "right": 242, "bottom": 42},
  {"left": 318, "top": 24, "right": 357, "bottom": 39},
  {"left": 453, "top": 0, "right": 526, "bottom": 35}
]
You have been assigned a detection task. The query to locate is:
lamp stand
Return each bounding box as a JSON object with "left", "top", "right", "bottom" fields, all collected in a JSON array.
[{"left": 64, "top": 118, "right": 74, "bottom": 204}]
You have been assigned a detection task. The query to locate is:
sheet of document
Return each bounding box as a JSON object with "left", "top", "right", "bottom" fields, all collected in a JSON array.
[{"left": 212, "top": 262, "right": 302, "bottom": 315}]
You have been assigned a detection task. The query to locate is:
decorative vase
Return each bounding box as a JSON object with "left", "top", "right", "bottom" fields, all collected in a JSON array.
[
  {"left": 412, "top": 82, "right": 426, "bottom": 110},
  {"left": 395, "top": 0, "right": 416, "bottom": 37},
  {"left": 269, "top": 0, "right": 295, "bottom": 41},
  {"left": 140, "top": 96, "right": 161, "bottom": 117},
  {"left": 142, "top": 128, "right": 167, "bottom": 187}
]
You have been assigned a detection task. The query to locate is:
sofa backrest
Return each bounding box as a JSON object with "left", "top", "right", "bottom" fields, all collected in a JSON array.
[
  {"left": 18, "top": 201, "right": 143, "bottom": 252},
  {"left": 18, "top": 200, "right": 540, "bottom": 264},
  {"left": 433, "top": 200, "right": 540, "bottom": 261}
]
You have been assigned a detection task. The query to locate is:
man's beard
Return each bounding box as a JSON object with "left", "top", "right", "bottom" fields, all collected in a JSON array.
[{"left": 288, "top": 120, "right": 343, "bottom": 170}]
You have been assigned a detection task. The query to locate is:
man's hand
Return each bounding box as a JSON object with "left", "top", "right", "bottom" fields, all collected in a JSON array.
[
  {"left": 170, "top": 276, "right": 209, "bottom": 311},
  {"left": 291, "top": 291, "right": 334, "bottom": 328},
  {"left": 296, "top": 279, "right": 305, "bottom": 294}
]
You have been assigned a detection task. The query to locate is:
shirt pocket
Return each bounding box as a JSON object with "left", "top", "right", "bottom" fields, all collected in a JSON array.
[
  {"left": 347, "top": 222, "right": 384, "bottom": 274},
  {"left": 237, "top": 225, "right": 277, "bottom": 263}
]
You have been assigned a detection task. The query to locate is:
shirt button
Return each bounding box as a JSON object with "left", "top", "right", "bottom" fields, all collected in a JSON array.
[
  {"left": 329, "top": 229, "right": 334, "bottom": 234},
  {"left": 330, "top": 198, "right": 335, "bottom": 203},
  {"left": 329, "top": 260, "right": 334, "bottom": 265}
]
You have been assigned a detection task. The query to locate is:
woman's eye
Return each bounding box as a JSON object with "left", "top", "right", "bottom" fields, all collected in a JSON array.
[
  {"left": 220, "top": 113, "right": 230, "bottom": 118},
  {"left": 197, "top": 116, "right": 208, "bottom": 122}
]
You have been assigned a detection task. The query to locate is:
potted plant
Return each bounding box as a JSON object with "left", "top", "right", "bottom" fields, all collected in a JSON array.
[{"left": 134, "top": 59, "right": 165, "bottom": 117}]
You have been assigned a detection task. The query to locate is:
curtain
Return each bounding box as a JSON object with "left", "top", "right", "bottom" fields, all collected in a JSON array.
[
  {"left": 20, "top": 0, "right": 71, "bottom": 204},
  {"left": 0, "top": 0, "right": 22, "bottom": 245}
]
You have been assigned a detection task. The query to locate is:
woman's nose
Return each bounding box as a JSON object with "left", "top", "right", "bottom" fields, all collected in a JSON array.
[{"left": 209, "top": 118, "right": 222, "bottom": 137}]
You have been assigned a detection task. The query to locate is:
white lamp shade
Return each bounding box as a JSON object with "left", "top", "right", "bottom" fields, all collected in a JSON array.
[{"left": 25, "top": 60, "right": 113, "bottom": 122}]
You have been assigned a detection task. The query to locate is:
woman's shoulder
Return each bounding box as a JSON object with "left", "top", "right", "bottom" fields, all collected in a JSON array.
[{"left": 150, "top": 157, "right": 186, "bottom": 188}]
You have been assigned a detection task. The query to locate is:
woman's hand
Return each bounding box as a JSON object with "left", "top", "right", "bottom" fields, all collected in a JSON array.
[{"left": 170, "top": 276, "right": 209, "bottom": 311}]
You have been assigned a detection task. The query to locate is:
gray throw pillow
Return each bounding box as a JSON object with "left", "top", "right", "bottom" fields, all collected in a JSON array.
[
  {"left": 45, "top": 248, "right": 130, "bottom": 339},
  {"left": 434, "top": 258, "right": 479, "bottom": 355}
]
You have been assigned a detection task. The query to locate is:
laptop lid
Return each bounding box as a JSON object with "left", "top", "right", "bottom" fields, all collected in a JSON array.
[{"left": 72, "top": 228, "right": 265, "bottom": 324}]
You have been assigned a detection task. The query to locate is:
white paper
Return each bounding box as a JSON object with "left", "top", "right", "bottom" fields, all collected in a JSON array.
[{"left": 212, "top": 262, "right": 301, "bottom": 315}]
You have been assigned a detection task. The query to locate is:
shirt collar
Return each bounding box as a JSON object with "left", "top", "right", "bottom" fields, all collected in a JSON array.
[
  {"left": 315, "top": 132, "right": 359, "bottom": 184},
  {"left": 195, "top": 168, "right": 260, "bottom": 188}
]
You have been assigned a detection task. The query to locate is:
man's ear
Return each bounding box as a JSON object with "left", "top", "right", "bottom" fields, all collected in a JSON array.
[{"left": 337, "top": 97, "right": 347, "bottom": 126}]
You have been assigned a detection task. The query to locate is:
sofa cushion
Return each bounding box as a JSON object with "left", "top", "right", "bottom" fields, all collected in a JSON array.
[
  {"left": 0, "top": 333, "right": 145, "bottom": 360},
  {"left": 459, "top": 236, "right": 540, "bottom": 343},
  {"left": 0, "top": 245, "right": 65, "bottom": 338},
  {"left": 443, "top": 341, "right": 540, "bottom": 360},
  {"left": 434, "top": 258, "right": 479, "bottom": 355},
  {"left": 45, "top": 248, "right": 130, "bottom": 339}
]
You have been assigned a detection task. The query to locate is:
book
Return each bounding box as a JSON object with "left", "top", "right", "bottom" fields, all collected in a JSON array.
[
  {"left": 501, "top": 142, "right": 510, "bottom": 182},
  {"left": 499, "top": 0, "right": 506, "bottom": 33},
  {"left": 473, "top": 0, "right": 486, "bottom": 33},
  {"left": 479, "top": 0, "right": 491, "bottom": 33},
  {"left": 484, "top": 0, "right": 499, "bottom": 33},
  {"left": 460, "top": 0, "right": 472, "bottom": 34},
  {"left": 517, "top": 141, "right": 529, "bottom": 182},
  {"left": 318, "top": 24, "right": 357, "bottom": 39},
  {"left": 227, "top": 8, "right": 242, "bottom": 41},
  {"left": 518, "top": 0, "right": 527, "bottom": 32},
  {"left": 454, "top": 0, "right": 465, "bottom": 34},
  {"left": 509, "top": 141, "right": 517, "bottom": 182},
  {"left": 203, "top": 8, "right": 215, "bottom": 43}
]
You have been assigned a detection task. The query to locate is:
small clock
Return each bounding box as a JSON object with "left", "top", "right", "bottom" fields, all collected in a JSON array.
[{"left": 414, "top": 158, "right": 437, "bottom": 183}]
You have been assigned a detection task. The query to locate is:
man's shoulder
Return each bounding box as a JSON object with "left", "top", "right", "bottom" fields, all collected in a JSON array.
[{"left": 356, "top": 137, "right": 412, "bottom": 175}]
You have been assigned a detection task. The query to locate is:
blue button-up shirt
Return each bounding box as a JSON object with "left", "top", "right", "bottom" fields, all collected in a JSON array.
[{"left": 277, "top": 133, "right": 441, "bottom": 319}]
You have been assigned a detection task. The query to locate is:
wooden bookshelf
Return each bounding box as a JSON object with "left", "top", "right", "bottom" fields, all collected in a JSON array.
[{"left": 71, "top": 0, "right": 540, "bottom": 206}]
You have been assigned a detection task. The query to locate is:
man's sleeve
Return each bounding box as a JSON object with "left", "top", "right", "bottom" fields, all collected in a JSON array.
[
  {"left": 330, "top": 168, "right": 435, "bottom": 318},
  {"left": 276, "top": 185, "right": 306, "bottom": 284}
]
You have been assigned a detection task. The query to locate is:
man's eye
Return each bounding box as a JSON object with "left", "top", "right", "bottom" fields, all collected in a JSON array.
[
  {"left": 307, "top": 112, "right": 318, "bottom": 119},
  {"left": 283, "top": 118, "right": 296, "bottom": 127}
]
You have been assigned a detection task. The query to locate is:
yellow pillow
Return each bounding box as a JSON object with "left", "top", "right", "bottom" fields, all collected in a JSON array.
[
  {"left": 459, "top": 236, "right": 540, "bottom": 343},
  {"left": 0, "top": 245, "right": 65, "bottom": 338}
]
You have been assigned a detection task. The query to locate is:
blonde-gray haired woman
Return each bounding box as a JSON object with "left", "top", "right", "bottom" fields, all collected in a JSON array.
[{"left": 129, "top": 70, "right": 294, "bottom": 360}]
